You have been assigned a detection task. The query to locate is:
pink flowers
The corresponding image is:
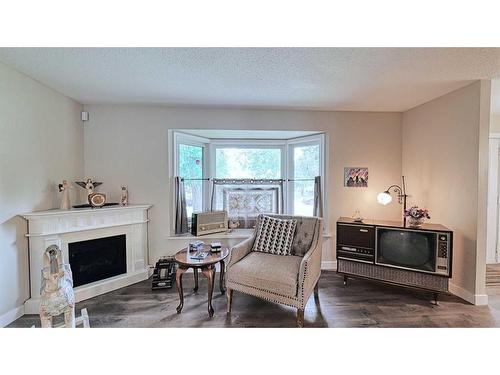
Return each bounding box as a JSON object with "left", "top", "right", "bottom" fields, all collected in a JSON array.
[{"left": 404, "top": 206, "right": 430, "bottom": 220}]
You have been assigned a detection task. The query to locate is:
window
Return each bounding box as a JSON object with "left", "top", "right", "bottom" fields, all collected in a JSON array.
[
  {"left": 291, "top": 142, "right": 320, "bottom": 216},
  {"left": 215, "top": 147, "right": 282, "bottom": 178},
  {"left": 177, "top": 143, "right": 205, "bottom": 218},
  {"left": 171, "top": 131, "right": 325, "bottom": 233}
]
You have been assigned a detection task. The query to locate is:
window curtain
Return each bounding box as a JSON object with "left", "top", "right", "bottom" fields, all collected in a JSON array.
[
  {"left": 174, "top": 176, "right": 188, "bottom": 234},
  {"left": 313, "top": 176, "right": 323, "bottom": 217},
  {"left": 211, "top": 178, "right": 284, "bottom": 229}
]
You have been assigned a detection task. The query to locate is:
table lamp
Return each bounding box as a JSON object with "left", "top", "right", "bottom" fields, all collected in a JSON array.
[{"left": 377, "top": 176, "right": 409, "bottom": 226}]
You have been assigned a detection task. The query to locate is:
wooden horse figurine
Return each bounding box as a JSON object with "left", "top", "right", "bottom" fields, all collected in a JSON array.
[{"left": 40, "top": 245, "right": 76, "bottom": 328}]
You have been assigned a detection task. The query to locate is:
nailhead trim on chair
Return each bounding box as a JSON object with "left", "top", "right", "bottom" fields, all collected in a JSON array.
[
  {"left": 227, "top": 278, "right": 301, "bottom": 301},
  {"left": 227, "top": 280, "right": 302, "bottom": 309}
]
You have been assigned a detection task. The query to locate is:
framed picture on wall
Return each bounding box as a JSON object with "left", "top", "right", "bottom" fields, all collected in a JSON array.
[{"left": 344, "top": 167, "right": 368, "bottom": 187}]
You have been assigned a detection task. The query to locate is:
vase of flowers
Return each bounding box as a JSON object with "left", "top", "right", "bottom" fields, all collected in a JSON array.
[{"left": 404, "top": 206, "right": 430, "bottom": 228}]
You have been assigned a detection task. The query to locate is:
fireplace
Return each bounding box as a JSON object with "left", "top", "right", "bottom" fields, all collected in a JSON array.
[
  {"left": 69, "top": 234, "right": 127, "bottom": 287},
  {"left": 21, "top": 204, "right": 150, "bottom": 314}
]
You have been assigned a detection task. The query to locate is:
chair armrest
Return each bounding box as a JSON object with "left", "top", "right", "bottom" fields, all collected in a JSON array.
[
  {"left": 298, "top": 219, "right": 323, "bottom": 300},
  {"left": 227, "top": 234, "right": 256, "bottom": 269}
]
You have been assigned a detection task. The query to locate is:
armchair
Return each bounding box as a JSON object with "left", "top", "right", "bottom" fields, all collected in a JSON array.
[{"left": 226, "top": 214, "right": 323, "bottom": 327}]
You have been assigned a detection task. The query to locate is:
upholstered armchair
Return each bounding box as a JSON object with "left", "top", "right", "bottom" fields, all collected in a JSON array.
[{"left": 226, "top": 214, "right": 323, "bottom": 327}]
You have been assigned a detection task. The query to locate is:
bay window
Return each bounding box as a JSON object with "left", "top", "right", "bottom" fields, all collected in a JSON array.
[{"left": 172, "top": 131, "right": 325, "bottom": 233}]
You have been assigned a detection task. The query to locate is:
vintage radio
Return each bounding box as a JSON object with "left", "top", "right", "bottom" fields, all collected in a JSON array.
[{"left": 191, "top": 211, "right": 228, "bottom": 236}]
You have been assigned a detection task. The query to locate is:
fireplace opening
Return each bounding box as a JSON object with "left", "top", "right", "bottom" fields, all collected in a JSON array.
[{"left": 69, "top": 234, "right": 127, "bottom": 287}]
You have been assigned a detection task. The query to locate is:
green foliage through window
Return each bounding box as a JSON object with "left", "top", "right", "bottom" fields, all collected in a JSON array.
[{"left": 215, "top": 148, "right": 281, "bottom": 179}]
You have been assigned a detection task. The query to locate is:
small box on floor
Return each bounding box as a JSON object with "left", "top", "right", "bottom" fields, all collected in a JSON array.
[{"left": 152, "top": 256, "right": 177, "bottom": 289}]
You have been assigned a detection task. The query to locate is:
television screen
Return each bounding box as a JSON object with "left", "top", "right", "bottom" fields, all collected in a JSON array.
[{"left": 377, "top": 229, "right": 436, "bottom": 272}]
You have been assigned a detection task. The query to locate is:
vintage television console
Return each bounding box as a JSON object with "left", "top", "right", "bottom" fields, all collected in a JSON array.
[
  {"left": 336, "top": 217, "right": 453, "bottom": 302},
  {"left": 191, "top": 211, "right": 228, "bottom": 236}
]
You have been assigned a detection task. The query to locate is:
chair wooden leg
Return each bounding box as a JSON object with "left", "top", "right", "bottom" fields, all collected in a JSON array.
[
  {"left": 227, "top": 288, "right": 233, "bottom": 314},
  {"left": 296, "top": 308, "right": 304, "bottom": 328}
]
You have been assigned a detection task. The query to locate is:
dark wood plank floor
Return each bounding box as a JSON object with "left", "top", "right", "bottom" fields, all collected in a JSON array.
[
  {"left": 487, "top": 264, "right": 500, "bottom": 286},
  {"left": 9, "top": 271, "right": 500, "bottom": 328}
]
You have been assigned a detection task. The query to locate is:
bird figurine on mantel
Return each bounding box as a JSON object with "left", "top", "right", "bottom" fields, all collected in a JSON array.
[
  {"left": 75, "top": 178, "right": 102, "bottom": 196},
  {"left": 75, "top": 178, "right": 106, "bottom": 207}
]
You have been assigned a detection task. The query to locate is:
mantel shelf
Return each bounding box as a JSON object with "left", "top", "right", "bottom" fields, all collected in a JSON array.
[{"left": 20, "top": 204, "right": 152, "bottom": 219}]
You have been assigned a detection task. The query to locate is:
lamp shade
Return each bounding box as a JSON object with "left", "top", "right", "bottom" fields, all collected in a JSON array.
[{"left": 377, "top": 191, "right": 392, "bottom": 205}]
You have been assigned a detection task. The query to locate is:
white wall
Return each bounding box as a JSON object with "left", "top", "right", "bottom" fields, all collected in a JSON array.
[
  {"left": 83, "top": 105, "right": 403, "bottom": 264},
  {"left": 490, "top": 114, "right": 500, "bottom": 134},
  {"left": 487, "top": 137, "right": 499, "bottom": 264},
  {"left": 0, "top": 62, "right": 83, "bottom": 325},
  {"left": 402, "top": 81, "right": 491, "bottom": 305}
]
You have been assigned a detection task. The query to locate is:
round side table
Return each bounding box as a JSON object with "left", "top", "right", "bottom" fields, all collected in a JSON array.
[{"left": 173, "top": 246, "right": 229, "bottom": 318}]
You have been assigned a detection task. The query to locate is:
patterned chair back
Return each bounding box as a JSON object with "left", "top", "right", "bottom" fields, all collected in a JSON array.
[{"left": 254, "top": 214, "right": 321, "bottom": 257}]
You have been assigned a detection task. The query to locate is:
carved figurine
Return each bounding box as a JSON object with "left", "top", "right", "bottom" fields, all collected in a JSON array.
[
  {"left": 120, "top": 185, "right": 128, "bottom": 206},
  {"left": 75, "top": 178, "right": 106, "bottom": 207},
  {"left": 40, "top": 245, "right": 76, "bottom": 328},
  {"left": 75, "top": 178, "right": 102, "bottom": 196},
  {"left": 58, "top": 180, "right": 71, "bottom": 210}
]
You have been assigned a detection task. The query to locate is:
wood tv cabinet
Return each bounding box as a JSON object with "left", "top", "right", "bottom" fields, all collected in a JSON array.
[{"left": 336, "top": 217, "right": 453, "bottom": 303}]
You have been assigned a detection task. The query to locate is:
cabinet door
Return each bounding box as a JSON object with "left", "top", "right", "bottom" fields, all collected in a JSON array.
[{"left": 337, "top": 224, "right": 375, "bottom": 249}]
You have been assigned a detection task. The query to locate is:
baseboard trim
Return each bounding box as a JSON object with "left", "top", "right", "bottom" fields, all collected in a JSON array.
[
  {"left": 449, "top": 282, "right": 488, "bottom": 305},
  {"left": 321, "top": 260, "right": 337, "bottom": 271},
  {"left": 0, "top": 305, "right": 25, "bottom": 327}
]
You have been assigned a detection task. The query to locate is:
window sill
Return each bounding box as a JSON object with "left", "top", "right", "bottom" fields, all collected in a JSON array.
[
  {"left": 166, "top": 229, "right": 255, "bottom": 240},
  {"left": 166, "top": 229, "right": 332, "bottom": 240}
]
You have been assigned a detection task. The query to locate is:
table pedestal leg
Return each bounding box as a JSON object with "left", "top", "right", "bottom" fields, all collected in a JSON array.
[
  {"left": 193, "top": 267, "right": 199, "bottom": 292},
  {"left": 219, "top": 260, "right": 226, "bottom": 294},
  {"left": 201, "top": 265, "right": 215, "bottom": 318},
  {"left": 176, "top": 267, "right": 188, "bottom": 314}
]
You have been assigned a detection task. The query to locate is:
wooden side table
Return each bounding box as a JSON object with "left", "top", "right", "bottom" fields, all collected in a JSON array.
[{"left": 173, "top": 246, "right": 230, "bottom": 318}]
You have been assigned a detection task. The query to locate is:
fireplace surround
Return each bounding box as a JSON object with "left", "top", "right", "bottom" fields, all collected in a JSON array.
[
  {"left": 69, "top": 234, "right": 127, "bottom": 287},
  {"left": 21, "top": 204, "right": 151, "bottom": 314}
]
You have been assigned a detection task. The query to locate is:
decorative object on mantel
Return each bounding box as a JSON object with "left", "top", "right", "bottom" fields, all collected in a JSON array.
[
  {"left": 120, "top": 185, "right": 129, "bottom": 206},
  {"left": 344, "top": 167, "right": 368, "bottom": 187},
  {"left": 351, "top": 209, "right": 363, "bottom": 222},
  {"left": 75, "top": 178, "right": 102, "bottom": 195},
  {"left": 152, "top": 256, "right": 177, "bottom": 290},
  {"left": 377, "top": 175, "right": 410, "bottom": 226},
  {"left": 75, "top": 178, "right": 107, "bottom": 208},
  {"left": 40, "top": 245, "right": 76, "bottom": 328},
  {"left": 58, "top": 180, "right": 71, "bottom": 210},
  {"left": 404, "top": 206, "right": 431, "bottom": 228}
]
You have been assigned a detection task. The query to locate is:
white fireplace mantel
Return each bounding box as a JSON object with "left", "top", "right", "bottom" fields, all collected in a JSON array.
[{"left": 20, "top": 204, "right": 152, "bottom": 314}]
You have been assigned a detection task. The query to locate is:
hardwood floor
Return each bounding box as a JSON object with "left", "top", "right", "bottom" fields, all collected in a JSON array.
[
  {"left": 9, "top": 271, "right": 500, "bottom": 328},
  {"left": 487, "top": 264, "right": 500, "bottom": 286}
]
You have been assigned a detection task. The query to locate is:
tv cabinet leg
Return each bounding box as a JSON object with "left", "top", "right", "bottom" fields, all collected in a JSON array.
[
  {"left": 343, "top": 275, "right": 348, "bottom": 287},
  {"left": 432, "top": 293, "right": 439, "bottom": 306}
]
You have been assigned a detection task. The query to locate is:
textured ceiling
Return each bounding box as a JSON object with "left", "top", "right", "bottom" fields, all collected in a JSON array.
[{"left": 1, "top": 48, "right": 500, "bottom": 112}]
